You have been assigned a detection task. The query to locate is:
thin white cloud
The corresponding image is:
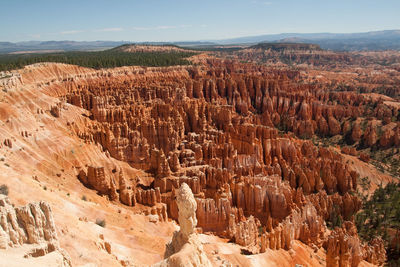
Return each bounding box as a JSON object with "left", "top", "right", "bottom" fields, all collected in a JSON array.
[
  {"left": 60, "top": 30, "right": 84, "bottom": 35},
  {"left": 156, "top": 25, "right": 176, "bottom": 30},
  {"left": 95, "top": 27, "right": 124, "bottom": 32},
  {"left": 132, "top": 26, "right": 149, "bottom": 31},
  {"left": 132, "top": 25, "right": 192, "bottom": 31}
]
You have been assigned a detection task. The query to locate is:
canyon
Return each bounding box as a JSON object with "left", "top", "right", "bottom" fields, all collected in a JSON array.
[{"left": 0, "top": 45, "right": 399, "bottom": 266}]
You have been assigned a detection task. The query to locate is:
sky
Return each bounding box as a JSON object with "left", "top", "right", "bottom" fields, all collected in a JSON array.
[{"left": 1, "top": 0, "right": 400, "bottom": 42}]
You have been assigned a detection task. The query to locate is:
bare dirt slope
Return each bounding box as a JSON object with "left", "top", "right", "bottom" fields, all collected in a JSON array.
[{"left": 0, "top": 63, "right": 177, "bottom": 266}]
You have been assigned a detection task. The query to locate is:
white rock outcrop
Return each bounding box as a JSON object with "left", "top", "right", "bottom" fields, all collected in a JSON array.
[{"left": 154, "top": 183, "right": 212, "bottom": 267}]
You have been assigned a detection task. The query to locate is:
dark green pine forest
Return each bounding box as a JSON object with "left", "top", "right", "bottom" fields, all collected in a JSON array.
[
  {"left": 356, "top": 182, "right": 400, "bottom": 266},
  {"left": 0, "top": 49, "right": 195, "bottom": 71}
]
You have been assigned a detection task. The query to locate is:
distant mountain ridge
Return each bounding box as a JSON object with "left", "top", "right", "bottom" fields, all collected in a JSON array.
[
  {"left": 1, "top": 30, "right": 400, "bottom": 53},
  {"left": 0, "top": 41, "right": 130, "bottom": 53},
  {"left": 250, "top": 42, "right": 322, "bottom": 51},
  {"left": 214, "top": 30, "right": 400, "bottom": 51},
  {"left": 0, "top": 40, "right": 219, "bottom": 54},
  {"left": 216, "top": 30, "right": 400, "bottom": 43}
]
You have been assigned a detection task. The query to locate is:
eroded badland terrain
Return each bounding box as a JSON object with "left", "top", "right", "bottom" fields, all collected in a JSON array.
[{"left": 0, "top": 44, "right": 399, "bottom": 266}]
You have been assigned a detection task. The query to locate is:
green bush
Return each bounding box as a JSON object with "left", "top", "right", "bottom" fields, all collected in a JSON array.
[
  {"left": 327, "top": 204, "right": 343, "bottom": 229},
  {"left": 0, "top": 184, "right": 9, "bottom": 195},
  {"left": 356, "top": 182, "right": 400, "bottom": 264},
  {"left": 95, "top": 218, "right": 106, "bottom": 228}
]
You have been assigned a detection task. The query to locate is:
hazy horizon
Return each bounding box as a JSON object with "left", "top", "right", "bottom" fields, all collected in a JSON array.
[
  {"left": 1, "top": 0, "right": 400, "bottom": 42},
  {"left": 1, "top": 29, "right": 399, "bottom": 44}
]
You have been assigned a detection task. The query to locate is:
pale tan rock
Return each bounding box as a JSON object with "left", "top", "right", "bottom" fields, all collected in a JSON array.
[
  {"left": 0, "top": 195, "right": 71, "bottom": 267},
  {"left": 154, "top": 183, "right": 212, "bottom": 267}
]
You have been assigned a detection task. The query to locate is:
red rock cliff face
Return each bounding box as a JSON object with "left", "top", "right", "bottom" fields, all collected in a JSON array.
[{"left": 42, "top": 61, "right": 386, "bottom": 263}]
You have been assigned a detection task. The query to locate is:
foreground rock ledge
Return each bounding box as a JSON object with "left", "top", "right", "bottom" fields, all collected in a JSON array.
[
  {"left": 0, "top": 195, "right": 71, "bottom": 267},
  {"left": 154, "top": 183, "right": 212, "bottom": 267}
]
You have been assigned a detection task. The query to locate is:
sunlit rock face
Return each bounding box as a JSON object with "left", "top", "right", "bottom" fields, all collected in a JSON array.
[{"left": 30, "top": 58, "right": 393, "bottom": 265}]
